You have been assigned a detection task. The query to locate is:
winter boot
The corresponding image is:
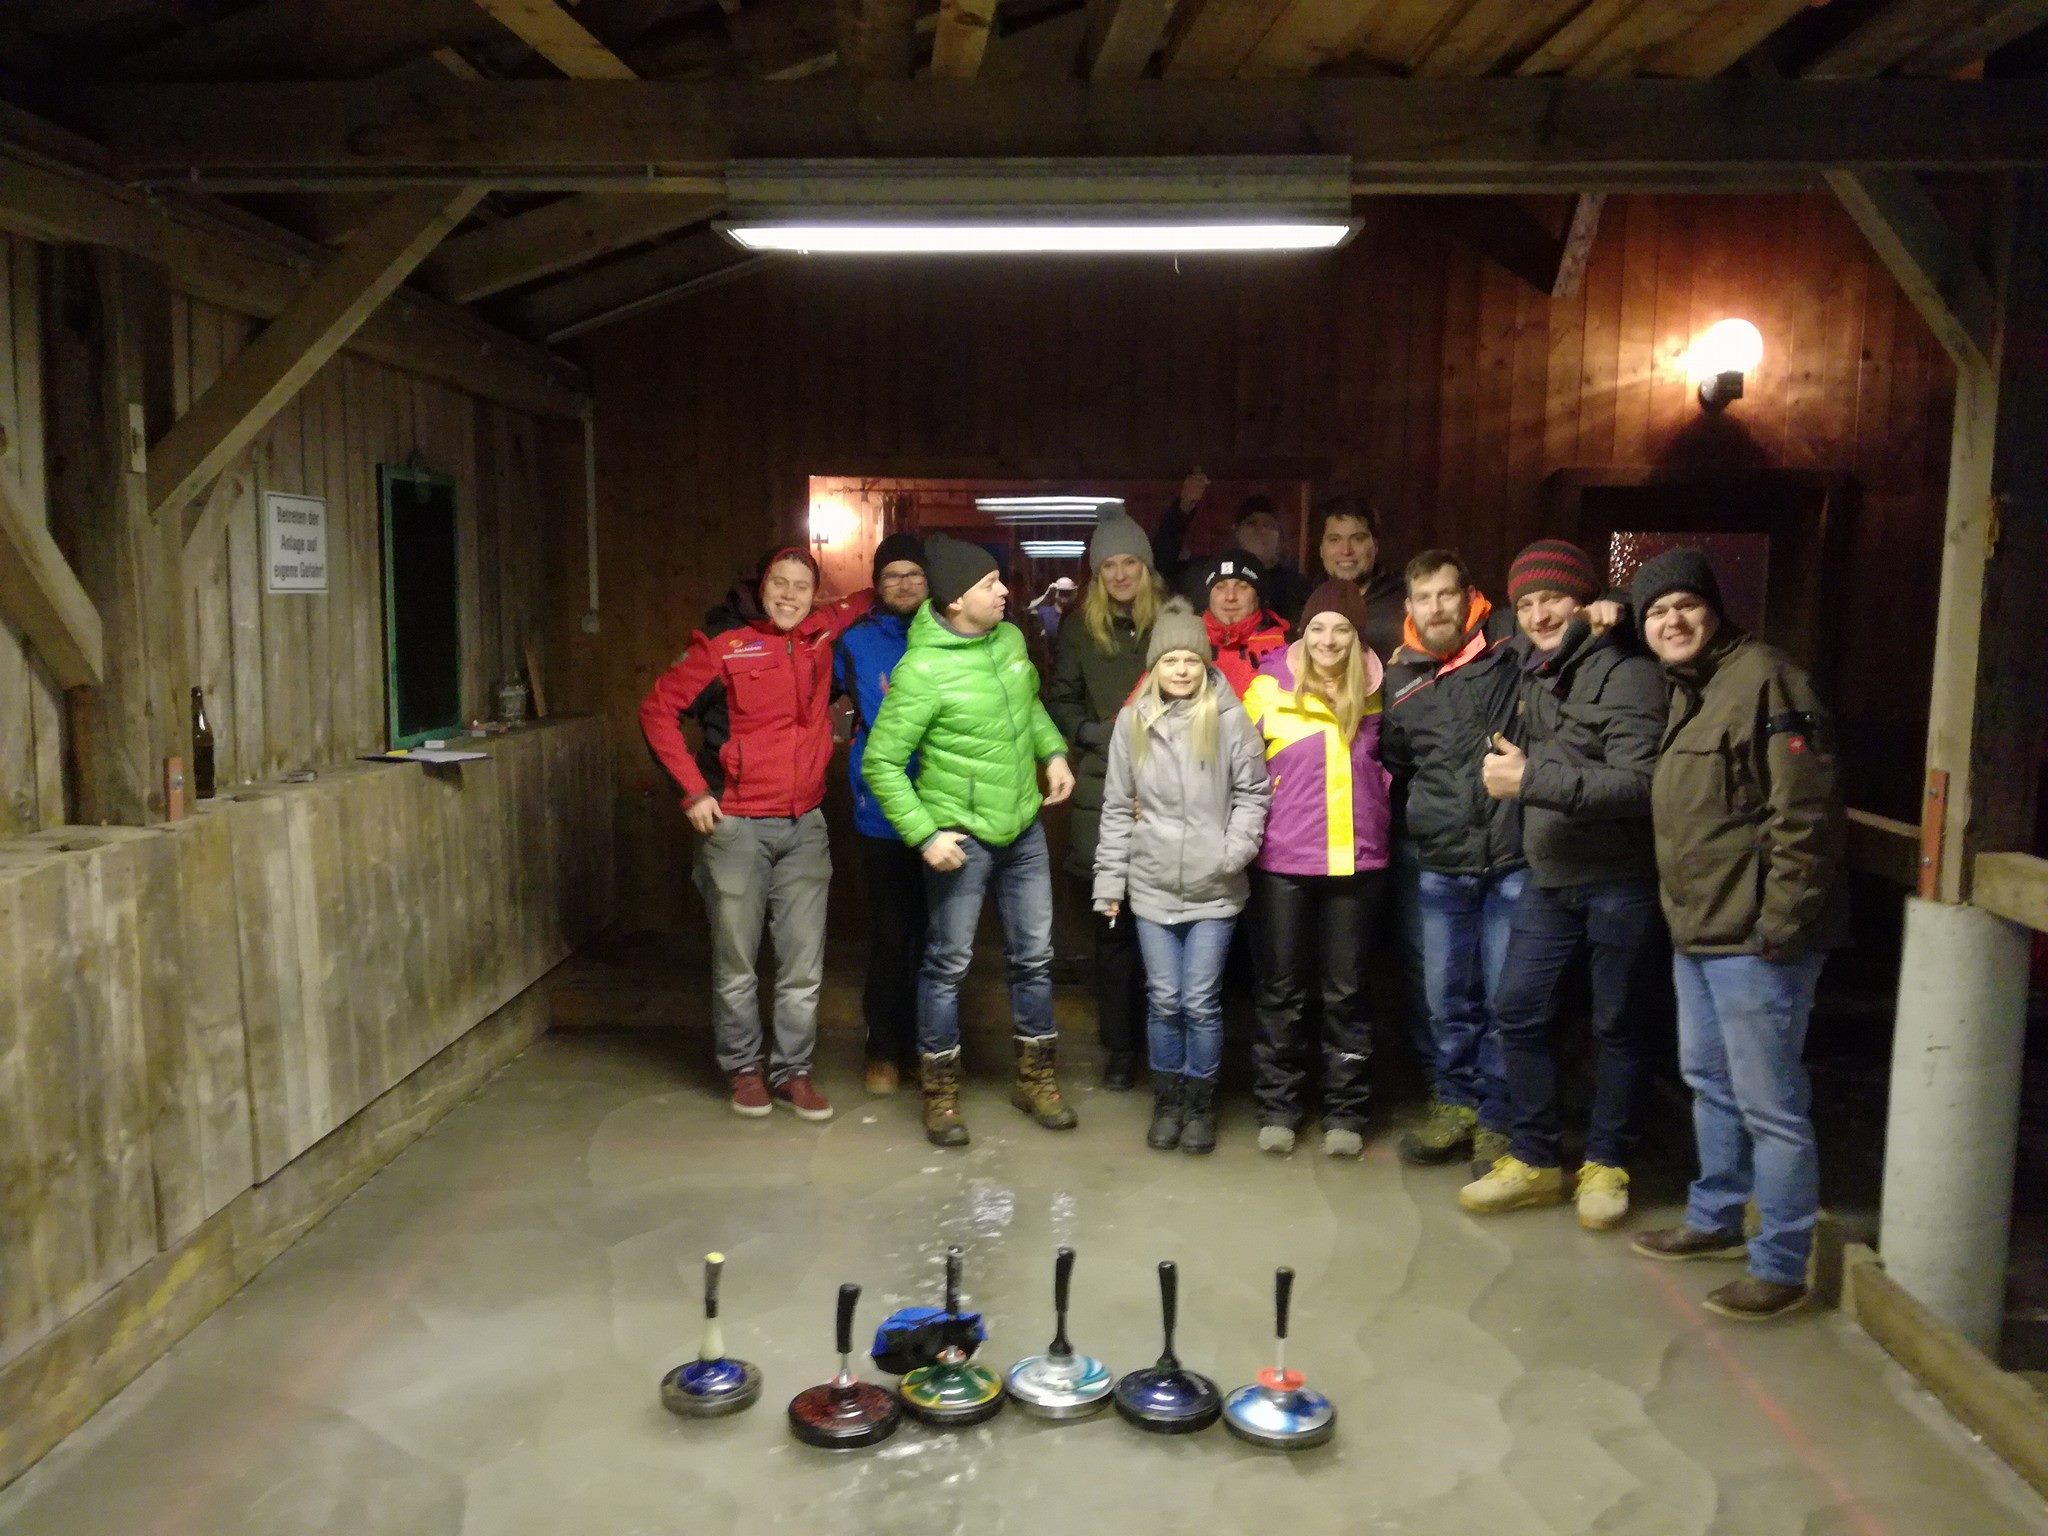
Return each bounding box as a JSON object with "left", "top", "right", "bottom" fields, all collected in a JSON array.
[
  {"left": 1146, "top": 1072, "right": 1184, "bottom": 1151},
  {"left": 1102, "top": 1051, "right": 1140, "bottom": 1091},
  {"left": 1011, "top": 1035, "right": 1079, "bottom": 1130},
  {"left": 920, "top": 1048, "right": 970, "bottom": 1148},
  {"left": 1397, "top": 1099, "right": 1477, "bottom": 1166},
  {"left": 1179, "top": 1078, "right": 1218, "bottom": 1155}
]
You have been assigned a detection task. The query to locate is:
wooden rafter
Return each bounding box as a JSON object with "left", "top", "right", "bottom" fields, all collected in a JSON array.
[
  {"left": 1410, "top": 0, "right": 1579, "bottom": 76},
  {"left": 150, "top": 185, "right": 486, "bottom": 531},
  {"left": 511, "top": 230, "right": 763, "bottom": 339},
  {"left": 1233, "top": 0, "right": 1396, "bottom": 78},
  {"left": 1807, "top": 0, "right": 1989, "bottom": 78},
  {"left": 838, "top": 0, "right": 919, "bottom": 76},
  {"left": 0, "top": 465, "right": 103, "bottom": 690},
  {"left": 1638, "top": 0, "right": 1814, "bottom": 78},
  {"left": 1900, "top": 0, "right": 2048, "bottom": 75},
  {"left": 1086, "top": 0, "right": 1178, "bottom": 80},
  {"left": 1160, "top": 0, "right": 1294, "bottom": 78},
  {"left": 420, "top": 191, "right": 723, "bottom": 302},
  {"left": 930, "top": 0, "right": 999, "bottom": 76},
  {"left": 1563, "top": 0, "right": 1724, "bottom": 78},
  {"left": 1514, "top": 0, "right": 1638, "bottom": 75},
  {"left": 1825, "top": 170, "right": 1995, "bottom": 373},
  {"left": 110, "top": 0, "right": 499, "bottom": 80},
  {"left": 82, "top": 78, "right": 2048, "bottom": 185},
  {"left": 469, "top": 0, "right": 639, "bottom": 76}
]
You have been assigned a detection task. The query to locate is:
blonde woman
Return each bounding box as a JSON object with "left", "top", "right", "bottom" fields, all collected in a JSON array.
[
  {"left": 1242, "top": 580, "right": 1393, "bottom": 1157},
  {"left": 1048, "top": 509, "right": 1169, "bottom": 1089},
  {"left": 1094, "top": 601, "right": 1271, "bottom": 1154}
]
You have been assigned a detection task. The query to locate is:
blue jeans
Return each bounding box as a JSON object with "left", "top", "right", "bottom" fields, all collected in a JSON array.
[
  {"left": 1675, "top": 950, "right": 1827, "bottom": 1287},
  {"left": 1493, "top": 878, "right": 1663, "bottom": 1168},
  {"left": 1417, "top": 866, "right": 1527, "bottom": 1124},
  {"left": 1134, "top": 916, "right": 1236, "bottom": 1081},
  {"left": 917, "top": 821, "right": 1056, "bottom": 1054}
]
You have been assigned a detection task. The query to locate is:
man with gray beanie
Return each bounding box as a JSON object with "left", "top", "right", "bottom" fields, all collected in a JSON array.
[
  {"left": 1619, "top": 547, "right": 1847, "bottom": 1321},
  {"left": 864, "top": 535, "right": 1079, "bottom": 1147}
]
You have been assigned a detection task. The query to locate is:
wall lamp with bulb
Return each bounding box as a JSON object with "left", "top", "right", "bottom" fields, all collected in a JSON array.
[{"left": 1685, "top": 319, "right": 1765, "bottom": 413}]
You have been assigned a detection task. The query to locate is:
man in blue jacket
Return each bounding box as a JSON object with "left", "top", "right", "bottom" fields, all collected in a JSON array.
[{"left": 834, "top": 532, "right": 929, "bottom": 1094}]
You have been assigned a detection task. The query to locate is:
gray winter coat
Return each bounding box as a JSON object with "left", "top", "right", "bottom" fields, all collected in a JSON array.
[{"left": 1092, "top": 676, "right": 1272, "bottom": 924}]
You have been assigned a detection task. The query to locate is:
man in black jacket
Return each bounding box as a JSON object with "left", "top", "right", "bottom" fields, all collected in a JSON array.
[
  {"left": 1381, "top": 549, "right": 1525, "bottom": 1170},
  {"left": 1460, "top": 540, "right": 1668, "bottom": 1230}
]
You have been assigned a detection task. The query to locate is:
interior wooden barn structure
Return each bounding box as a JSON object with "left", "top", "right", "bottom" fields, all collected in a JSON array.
[{"left": 3, "top": 0, "right": 2048, "bottom": 1530}]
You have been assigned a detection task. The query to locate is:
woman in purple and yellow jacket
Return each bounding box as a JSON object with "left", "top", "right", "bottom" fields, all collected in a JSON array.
[{"left": 1241, "top": 579, "right": 1393, "bottom": 1159}]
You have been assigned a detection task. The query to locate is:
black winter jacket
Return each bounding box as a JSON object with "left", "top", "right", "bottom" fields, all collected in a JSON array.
[
  {"left": 1382, "top": 607, "right": 1525, "bottom": 877},
  {"left": 1512, "top": 618, "right": 1666, "bottom": 889}
]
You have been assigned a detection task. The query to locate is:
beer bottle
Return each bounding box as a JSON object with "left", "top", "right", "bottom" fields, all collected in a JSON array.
[{"left": 191, "top": 686, "right": 216, "bottom": 800}]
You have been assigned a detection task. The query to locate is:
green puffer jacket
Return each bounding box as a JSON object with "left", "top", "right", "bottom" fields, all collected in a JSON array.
[
  {"left": 863, "top": 604, "right": 1069, "bottom": 850},
  {"left": 1047, "top": 607, "right": 1149, "bottom": 876}
]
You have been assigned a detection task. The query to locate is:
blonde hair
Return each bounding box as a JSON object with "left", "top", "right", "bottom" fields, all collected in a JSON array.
[
  {"left": 1294, "top": 633, "right": 1373, "bottom": 743},
  {"left": 1131, "top": 658, "right": 1218, "bottom": 770},
  {"left": 1082, "top": 567, "right": 1167, "bottom": 655}
]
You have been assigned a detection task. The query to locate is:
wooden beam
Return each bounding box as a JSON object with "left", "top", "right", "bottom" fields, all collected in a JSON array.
[
  {"left": 1411, "top": 0, "right": 1580, "bottom": 77},
  {"left": 1086, "top": 0, "right": 1176, "bottom": 80},
  {"left": 1807, "top": 0, "right": 1988, "bottom": 78},
  {"left": 1433, "top": 193, "right": 1601, "bottom": 298},
  {"left": 1564, "top": 0, "right": 1725, "bottom": 78},
  {"left": 510, "top": 230, "right": 764, "bottom": 339},
  {"left": 1638, "top": 0, "right": 1814, "bottom": 78},
  {"left": 1515, "top": 0, "right": 1639, "bottom": 75},
  {"left": 1160, "top": 0, "right": 1294, "bottom": 77},
  {"left": 149, "top": 186, "right": 485, "bottom": 531},
  {"left": 1551, "top": 191, "right": 1603, "bottom": 297},
  {"left": 1847, "top": 806, "right": 1922, "bottom": 887},
  {"left": 76, "top": 77, "right": 2048, "bottom": 184},
  {"left": 930, "top": 0, "right": 999, "bottom": 77},
  {"left": 1975, "top": 852, "right": 2048, "bottom": 934},
  {"left": 1901, "top": 0, "right": 2048, "bottom": 75},
  {"left": 419, "top": 191, "right": 723, "bottom": 302},
  {"left": 109, "top": 0, "right": 499, "bottom": 80},
  {"left": 471, "top": 0, "right": 639, "bottom": 76},
  {"left": 0, "top": 131, "right": 585, "bottom": 419},
  {"left": 0, "top": 466, "right": 103, "bottom": 689},
  {"left": 1233, "top": 0, "right": 1394, "bottom": 78},
  {"left": 1824, "top": 169, "right": 1997, "bottom": 373}
]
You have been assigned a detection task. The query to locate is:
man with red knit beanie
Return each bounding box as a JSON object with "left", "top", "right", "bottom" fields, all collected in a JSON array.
[
  {"left": 1462, "top": 538, "right": 1667, "bottom": 1229},
  {"left": 641, "top": 544, "right": 871, "bottom": 1121}
]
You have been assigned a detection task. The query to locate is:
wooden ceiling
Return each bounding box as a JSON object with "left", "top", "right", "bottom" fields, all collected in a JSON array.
[{"left": 7, "top": 0, "right": 2046, "bottom": 348}]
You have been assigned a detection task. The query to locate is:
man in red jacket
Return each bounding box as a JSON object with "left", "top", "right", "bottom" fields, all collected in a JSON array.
[
  {"left": 640, "top": 546, "right": 871, "bottom": 1121},
  {"left": 1198, "top": 550, "right": 1289, "bottom": 697}
]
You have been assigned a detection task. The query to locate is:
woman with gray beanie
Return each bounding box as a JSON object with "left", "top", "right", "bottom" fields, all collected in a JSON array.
[
  {"left": 1048, "top": 508, "right": 1169, "bottom": 1089},
  {"left": 1094, "top": 600, "right": 1271, "bottom": 1152}
]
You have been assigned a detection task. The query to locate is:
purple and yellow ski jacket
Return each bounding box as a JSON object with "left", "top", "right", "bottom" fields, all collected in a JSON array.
[{"left": 1241, "top": 644, "right": 1391, "bottom": 878}]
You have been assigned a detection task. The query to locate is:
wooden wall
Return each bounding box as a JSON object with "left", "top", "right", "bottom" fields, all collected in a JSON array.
[
  {"left": 567, "top": 193, "right": 1957, "bottom": 931},
  {"left": 176, "top": 293, "right": 565, "bottom": 789},
  {"left": 0, "top": 235, "right": 64, "bottom": 835},
  {"left": 0, "top": 718, "right": 612, "bottom": 1383}
]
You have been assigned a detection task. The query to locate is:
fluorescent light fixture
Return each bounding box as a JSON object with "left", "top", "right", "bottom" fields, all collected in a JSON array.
[
  {"left": 719, "top": 158, "right": 1359, "bottom": 257},
  {"left": 976, "top": 496, "right": 1123, "bottom": 511},
  {"left": 1020, "top": 540, "right": 1088, "bottom": 558}
]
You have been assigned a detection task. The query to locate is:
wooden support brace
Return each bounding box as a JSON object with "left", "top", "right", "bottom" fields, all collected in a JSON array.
[
  {"left": 150, "top": 185, "right": 486, "bottom": 534},
  {"left": 930, "top": 0, "right": 999, "bottom": 78},
  {"left": 1086, "top": 0, "right": 1177, "bottom": 80},
  {"left": 1975, "top": 852, "right": 2048, "bottom": 935},
  {"left": 420, "top": 192, "right": 723, "bottom": 303},
  {"left": 0, "top": 465, "right": 104, "bottom": 688},
  {"left": 470, "top": 0, "right": 638, "bottom": 77},
  {"left": 1825, "top": 169, "right": 1996, "bottom": 376}
]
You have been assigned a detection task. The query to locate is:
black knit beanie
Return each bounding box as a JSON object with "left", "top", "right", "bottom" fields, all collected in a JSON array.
[
  {"left": 1629, "top": 547, "right": 1724, "bottom": 621},
  {"left": 924, "top": 534, "right": 1000, "bottom": 614},
  {"left": 871, "top": 531, "right": 926, "bottom": 587},
  {"left": 1201, "top": 549, "right": 1267, "bottom": 604}
]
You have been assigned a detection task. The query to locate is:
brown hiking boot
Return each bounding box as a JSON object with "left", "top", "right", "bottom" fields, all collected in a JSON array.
[
  {"left": 920, "top": 1048, "right": 969, "bottom": 1147},
  {"left": 1703, "top": 1276, "right": 1809, "bottom": 1321},
  {"left": 1011, "top": 1035, "right": 1078, "bottom": 1130},
  {"left": 1630, "top": 1225, "right": 1748, "bottom": 1262}
]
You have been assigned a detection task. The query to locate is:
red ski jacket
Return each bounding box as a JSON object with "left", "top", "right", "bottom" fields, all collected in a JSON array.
[
  {"left": 640, "top": 590, "right": 871, "bottom": 818},
  {"left": 1206, "top": 609, "right": 1291, "bottom": 698}
]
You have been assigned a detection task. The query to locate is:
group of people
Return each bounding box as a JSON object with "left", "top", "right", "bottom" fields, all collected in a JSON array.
[{"left": 641, "top": 483, "right": 1846, "bottom": 1325}]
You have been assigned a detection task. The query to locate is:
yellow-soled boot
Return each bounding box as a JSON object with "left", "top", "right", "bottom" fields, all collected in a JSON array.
[{"left": 1458, "top": 1156, "right": 1565, "bottom": 1215}]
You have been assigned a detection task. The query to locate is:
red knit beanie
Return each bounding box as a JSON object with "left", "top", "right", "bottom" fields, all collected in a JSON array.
[
  {"left": 1507, "top": 539, "right": 1599, "bottom": 605},
  {"left": 1299, "top": 577, "right": 1371, "bottom": 636},
  {"left": 757, "top": 544, "right": 821, "bottom": 588}
]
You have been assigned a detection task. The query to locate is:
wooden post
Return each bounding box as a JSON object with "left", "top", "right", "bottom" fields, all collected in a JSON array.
[{"left": 46, "top": 249, "right": 188, "bottom": 824}]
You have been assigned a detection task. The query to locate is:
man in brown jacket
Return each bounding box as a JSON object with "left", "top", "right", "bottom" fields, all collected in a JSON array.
[{"left": 1622, "top": 549, "right": 1847, "bottom": 1322}]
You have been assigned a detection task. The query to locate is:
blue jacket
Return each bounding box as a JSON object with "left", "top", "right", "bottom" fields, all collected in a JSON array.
[{"left": 834, "top": 607, "right": 917, "bottom": 839}]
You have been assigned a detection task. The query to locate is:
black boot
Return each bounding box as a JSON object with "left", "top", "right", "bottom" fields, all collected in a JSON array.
[
  {"left": 1103, "top": 1051, "right": 1140, "bottom": 1091},
  {"left": 1179, "top": 1077, "right": 1217, "bottom": 1155},
  {"left": 1146, "top": 1072, "right": 1183, "bottom": 1150}
]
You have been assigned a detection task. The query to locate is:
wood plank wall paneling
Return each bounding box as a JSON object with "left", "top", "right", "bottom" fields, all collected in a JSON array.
[
  {"left": 172, "top": 295, "right": 576, "bottom": 789},
  {"left": 567, "top": 193, "right": 1958, "bottom": 932},
  {"left": 0, "top": 718, "right": 614, "bottom": 1369},
  {"left": 0, "top": 236, "right": 65, "bottom": 835}
]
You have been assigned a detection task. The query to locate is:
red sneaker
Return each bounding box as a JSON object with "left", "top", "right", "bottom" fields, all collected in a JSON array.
[
  {"left": 772, "top": 1072, "right": 834, "bottom": 1122},
  {"left": 729, "top": 1067, "right": 771, "bottom": 1118}
]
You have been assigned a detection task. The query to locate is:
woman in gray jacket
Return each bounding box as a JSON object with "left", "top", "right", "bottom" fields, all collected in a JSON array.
[{"left": 1094, "top": 600, "right": 1272, "bottom": 1154}]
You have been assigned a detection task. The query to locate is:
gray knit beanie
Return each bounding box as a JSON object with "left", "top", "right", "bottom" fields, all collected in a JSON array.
[
  {"left": 1089, "top": 509, "right": 1154, "bottom": 572},
  {"left": 1145, "top": 598, "right": 1213, "bottom": 668}
]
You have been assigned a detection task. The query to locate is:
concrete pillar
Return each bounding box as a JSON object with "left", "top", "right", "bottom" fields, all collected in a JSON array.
[{"left": 1881, "top": 896, "right": 2033, "bottom": 1352}]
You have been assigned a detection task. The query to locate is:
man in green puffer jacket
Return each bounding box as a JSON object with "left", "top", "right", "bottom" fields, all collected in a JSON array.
[{"left": 864, "top": 535, "right": 1079, "bottom": 1148}]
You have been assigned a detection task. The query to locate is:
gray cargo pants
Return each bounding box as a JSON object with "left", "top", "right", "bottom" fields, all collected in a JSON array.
[{"left": 692, "top": 808, "right": 832, "bottom": 1080}]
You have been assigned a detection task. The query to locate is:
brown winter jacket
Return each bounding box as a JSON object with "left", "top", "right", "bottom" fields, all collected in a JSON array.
[{"left": 1651, "top": 625, "right": 1848, "bottom": 958}]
